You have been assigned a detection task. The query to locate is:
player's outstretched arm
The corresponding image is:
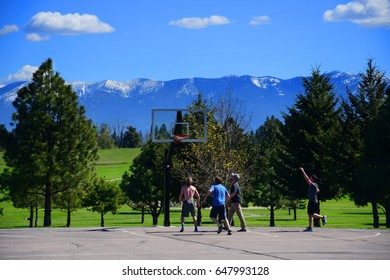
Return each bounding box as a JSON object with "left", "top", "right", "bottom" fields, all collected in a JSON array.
[{"left": 299, "top": 167, "right": 312, "bottom": 185}]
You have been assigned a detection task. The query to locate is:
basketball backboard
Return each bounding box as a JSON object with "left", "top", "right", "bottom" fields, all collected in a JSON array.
[{"left": 151, "top": 108, "right": 207, "bottom": 143}]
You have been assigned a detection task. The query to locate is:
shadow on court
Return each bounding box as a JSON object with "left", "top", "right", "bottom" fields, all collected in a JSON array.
[{"left": 1, "top": 226, "right": 389, "bottom": 260}]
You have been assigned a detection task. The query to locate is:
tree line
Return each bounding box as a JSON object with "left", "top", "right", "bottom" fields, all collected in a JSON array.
[
  {"left": 96, "top": 122, "right": 143, "bottom": 149},
  {"left": 0, "top": 58, "right": 389, "bottom": 228}
]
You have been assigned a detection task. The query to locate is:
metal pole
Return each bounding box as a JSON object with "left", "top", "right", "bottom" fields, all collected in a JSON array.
[
  {"left": 164, "top": 148, "right": 171, "bottom": 227},
  {"left": 163, "top": 110, "right": 183, "bottom": 227}
]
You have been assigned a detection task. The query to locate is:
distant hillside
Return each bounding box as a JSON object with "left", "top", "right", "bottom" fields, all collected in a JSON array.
[{"left": 0, "top": 71, "right": 361, "bottom": 132}]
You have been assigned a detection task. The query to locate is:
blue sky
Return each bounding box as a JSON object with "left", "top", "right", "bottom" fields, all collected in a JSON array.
[{"left": 1, "top": 0, "right": 389, "bottom": 86}]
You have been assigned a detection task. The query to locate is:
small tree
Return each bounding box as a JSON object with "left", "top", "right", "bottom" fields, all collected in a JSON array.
[
  {"left": 122, "top": 126, "right": 142, "bottom": 148},
  {"left": 53, "top": 184, "right": 88, "bottom": 227},
  {"left": 97, "top": 123, "right": 115, "bottom": 149},
  {"left": 120, "top": 141, "right": 165, "bottom": 225},
  {"left": 251, "top": 116, "right": 286, "bottom": 226},
  {"left": 83, "top": 178, "right": 124, "bottom": 227}
]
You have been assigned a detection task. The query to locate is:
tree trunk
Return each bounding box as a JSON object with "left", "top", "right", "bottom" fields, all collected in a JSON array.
[
  {"left": 100, "top": 212, "right": 105, "bottom": 227},
  {"left": 152, "top": 213, "right": 159, "bottom": 225},
  {"left": 34, "top": 206, "right": 38, "bottom": 227},
  {"left": 66, "top": 208, "right": 71, "bottom": 227},
  {"left": 293, "top": 207, "right": 297, "bottom": 221},
  {"left": 28, "top": 206, "right": 33, "bottom": 228},
  {"left": 43, "top": 182, "right": 52, "bottom": 227},
  {"left": 372, "top": 201, "right": 379, "bottom": 228},
  {"left": 385, "top": 206, "right": 390, "bottom": 228},
  {"left": 141, "top": 208, "right": 145, "bottom": 224},
  {"left": 270, "top": 205, "right": 275, "bottom": 227}
]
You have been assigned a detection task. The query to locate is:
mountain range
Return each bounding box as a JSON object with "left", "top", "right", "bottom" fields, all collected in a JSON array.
[{"left": 0, "top": 71, "right": 361, "bottom": 133}]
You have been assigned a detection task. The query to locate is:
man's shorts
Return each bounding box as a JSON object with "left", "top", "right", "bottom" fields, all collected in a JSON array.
[
  {"left": 307, "top": 200, "right": 318, "bottom": 215},
  {"left": 210, "top": 205, "right": 227, "bottom": 220},
  {"left": 181, "top": 200, "right": 196, "bottom": 217}
]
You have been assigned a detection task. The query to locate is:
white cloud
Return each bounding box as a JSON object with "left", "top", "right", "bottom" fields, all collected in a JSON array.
[
  {"left": 24, "top": 11, "right": 115, "bottom": 40},
  {"left": 169, "top": 15, "right": 231, "bottom": 29},
  {"left": 249, "top": 16, "right": 271, "bottom": 25},
  {"left": 7, "top": 65, "right": 39, "bottom": 82},
  {"left": 25, "top": 33, "right": 49, "bottom": 42},
  {"left": 323, "top": 0, "right": 390, "bottom": 28},
  {"left": 0, "top": 24, "right": 19, "bottom": 35}
]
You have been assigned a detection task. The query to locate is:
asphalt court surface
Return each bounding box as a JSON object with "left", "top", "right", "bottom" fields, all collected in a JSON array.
[{"left": 0, "top": 226, "right": 389, "bottom": 260}]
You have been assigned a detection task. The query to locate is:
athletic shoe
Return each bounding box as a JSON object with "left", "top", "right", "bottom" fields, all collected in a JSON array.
[
  {"left": 217, "top": 226, "right": 223, "bottom": 234},
  {"left": 227, "top": 230, "right": 232, "bottom": 235},
  {"left": 180, "top": 228, "right": 184, "bottom": 232},
  {"left": 303, "top": 227, "right": 313, "bottom": 232},
  {"left": 322, "top": 215, "right": 327, "bottom": 226},
  {"left": 237, "top": 228, "right": 247, "bottom": 232}
]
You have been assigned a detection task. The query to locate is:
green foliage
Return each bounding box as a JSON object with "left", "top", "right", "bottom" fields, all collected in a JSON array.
[
  {"left": 340, "top": 58, "right": 389, "bottom": 228},
  {"left": 173, "top": 93, "right": 253, "bottom": 202},
  {"left": 250, "top": 116, "right": 287, "bottom": 226},
  {"left": 122, "top": 126, "right": 142, "bottom": 148},
  {"left": 362, "top": 94, "right": 390, "bottom": 228},
  {"left": 83, "top": 178, "right": 125, "bottom": 227},
  {"left": 120, "top": 141, "right": 165, "bottom": 225},
  {"left": 0, "top": 194, "right": 384, "bottom": 229},
  {"left": 276, "top": 66, "right": 343, "bottom": 202},
  {"left": 0, "top": 58, "right": 99, "bottom": 226},
  {"left": 1, "top": 59, "right": 389, "bottom": 230},
  {"left": 97, "top": 123, "right": 115, "bottom": 149}
]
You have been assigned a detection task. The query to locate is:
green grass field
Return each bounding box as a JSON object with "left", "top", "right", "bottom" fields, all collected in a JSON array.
[
  {"left": 0, "top": 149, "right": 387, "bottom": 229},
  {"left": 0, "top": 197, "right": 385, "bottom": 229},
  {"left": 95, "top": 148, "right": 141, "bottom": 180}
]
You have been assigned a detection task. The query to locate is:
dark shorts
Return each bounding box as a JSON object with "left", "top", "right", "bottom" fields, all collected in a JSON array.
[
  {"left": 307, "top": 200, "right": 318, "bottom": 215},
  {"left": 210, "top": 205, "right": 227, "bottom": 220},
  {"left": 181, "top": 200, "right": 196, "bottom": 217}
]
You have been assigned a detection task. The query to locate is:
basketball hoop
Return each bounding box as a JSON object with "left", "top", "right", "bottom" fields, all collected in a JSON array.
[{"left": 172, "top": 134, "right": 190, "bottom": 143}]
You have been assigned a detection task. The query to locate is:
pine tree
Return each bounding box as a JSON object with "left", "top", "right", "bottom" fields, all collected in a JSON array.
[
  {"left": 120, "top": 140, "right": 165, "bottom": 225},
  {"left": 1, "top": 58, "right": 99, "bottom": 227},
  {"left": 276, "top": 67, "right": 342, "bottom": 225},
  {"left": 251, "top": 116, "right": 286, "bottom": 226},
  {"left": 341, "top": 58, "right": 389, "bottom": 228}
]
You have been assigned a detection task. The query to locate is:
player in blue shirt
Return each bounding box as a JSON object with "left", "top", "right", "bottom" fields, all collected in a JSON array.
[{"left": 204, "top": 176, "right": 232, "bottom": 235}]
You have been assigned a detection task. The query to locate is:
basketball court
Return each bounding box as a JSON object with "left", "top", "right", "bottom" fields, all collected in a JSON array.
[{"left": 1, "top": 226, "right": 389, "bottom": 260}]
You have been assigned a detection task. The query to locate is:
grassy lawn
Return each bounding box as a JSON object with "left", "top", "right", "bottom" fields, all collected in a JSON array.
[
  {"left": 0, "top": 197, "right": 385, "bottom": 229},
  {"left": 95, "top": 148, "right": 141, "bottom": 180},
  {"left": 0, "top": 149, "right": 387, "bottom": 229}
]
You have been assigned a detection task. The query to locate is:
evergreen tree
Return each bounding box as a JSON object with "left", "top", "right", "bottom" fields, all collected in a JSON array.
[
  {"left": 1, "top": 58, "right": 99, "bottom": 226},
  {"left": 360, "top": 93, "right": 390, "bottom": 227},
  {"left": 250, "top": 116, "right": 286, "bottom": 226},
  {"left": 276, "top": 67, "right": 342, "bottom": 225},
  {"left": 120, "top": 140, "right": 165, "bottom": 225},
  {"left": 122, "top": 125, "right": 142, "bottom": 148},
  {"left": 341, "top": 58, "right": 389, "bottom": 228},
  {"left": 365, "top": 93, "right": 390, "bottom": 227}
]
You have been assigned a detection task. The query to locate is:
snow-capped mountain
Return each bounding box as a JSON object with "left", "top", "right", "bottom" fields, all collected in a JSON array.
[{"left": 0, "top": 71, "right": 361, "bottom": 133}]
